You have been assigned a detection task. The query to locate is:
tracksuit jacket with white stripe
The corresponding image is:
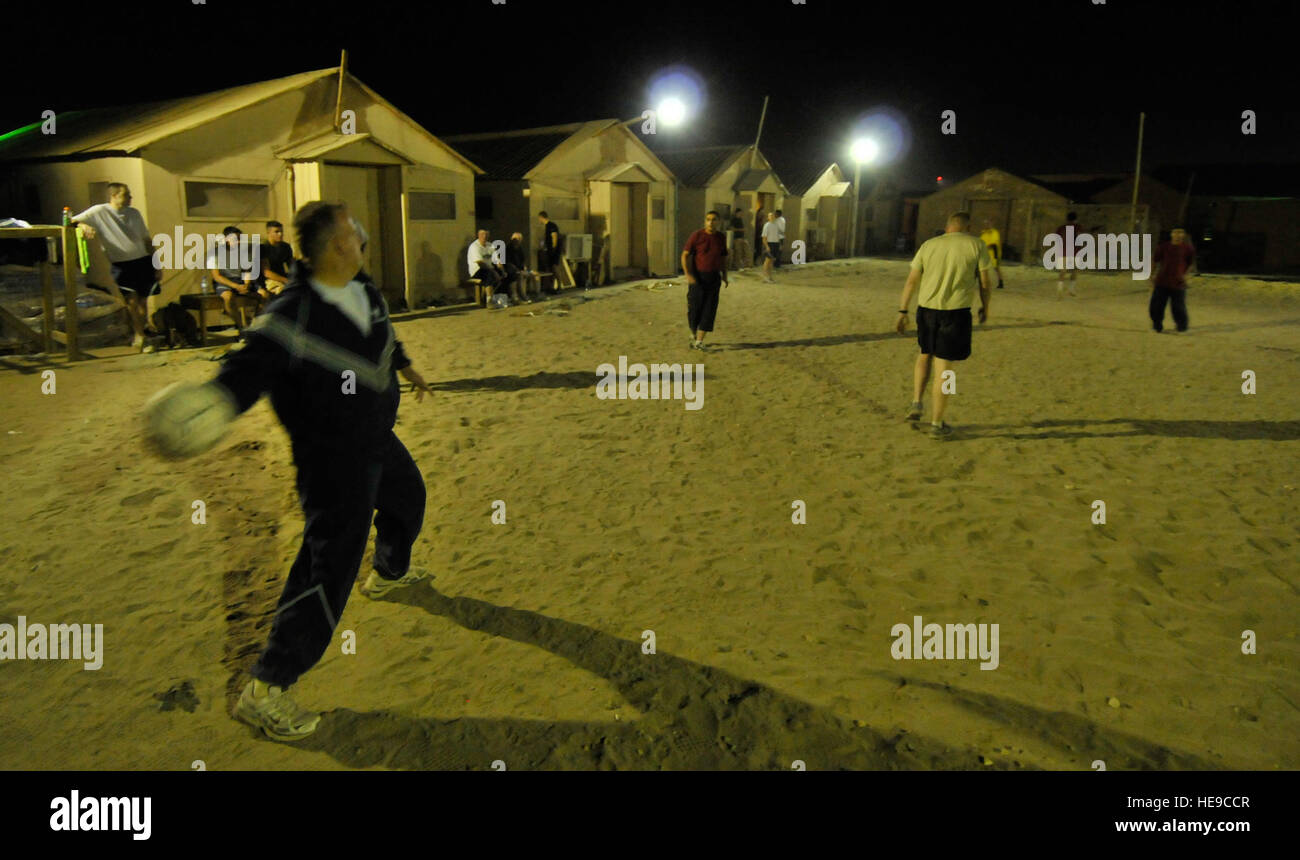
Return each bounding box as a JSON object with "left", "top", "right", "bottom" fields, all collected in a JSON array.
[{"left": 213, "top": 267, "right": 411, "bottom": 454}]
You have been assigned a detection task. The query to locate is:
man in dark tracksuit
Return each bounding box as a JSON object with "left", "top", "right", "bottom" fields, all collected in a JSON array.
[{"left": 215, "top": 201, "right": 433, "bottom": 741}]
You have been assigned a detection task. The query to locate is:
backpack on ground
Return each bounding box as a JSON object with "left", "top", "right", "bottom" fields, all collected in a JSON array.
[{"left": 153, "top": 302, "right": 201, "bottom": 348}]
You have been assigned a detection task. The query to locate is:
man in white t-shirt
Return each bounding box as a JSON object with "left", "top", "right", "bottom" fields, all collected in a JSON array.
[
  {"left": 71, "top": 183, "right": 159, "bottom": 351},
  {"left": 895, "top": 211, "right": 992, "bottom": 438},
  {"left": 466, "top": 229, "right": 515, "bottom": 302},
  {"left": 774, "top": 209, "right": 786, "bottom": 267},
  {"left": 760, "top": 211, "right": 781, "bottom": 283}
]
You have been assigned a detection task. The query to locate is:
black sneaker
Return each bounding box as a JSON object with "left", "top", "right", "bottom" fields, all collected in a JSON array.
[{"left": 929, "top": 422, "right": 954, "bottom": 439}]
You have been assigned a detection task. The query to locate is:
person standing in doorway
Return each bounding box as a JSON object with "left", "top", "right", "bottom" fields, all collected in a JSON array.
[{"left": 538, "top": 211, "right": 562, "bottom": 290}]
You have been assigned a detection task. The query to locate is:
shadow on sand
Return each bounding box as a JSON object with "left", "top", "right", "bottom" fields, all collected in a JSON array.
[
  {"left": 959, "top": 418, "right": 1300, "bottom": 442},
  {"left": 224, "top": 585, "right": 1220, "bottom": 771},
  {"left": 720, "top": 320, "right": 1076, "bottom": 352},
  {"left": 427, "top": 370, "right": 595, "bottom": 393}
]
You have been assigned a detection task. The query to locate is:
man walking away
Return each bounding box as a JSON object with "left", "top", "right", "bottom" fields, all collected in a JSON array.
[
  {"left": 1149, "top": 227, "right": 1196, "bottom": 333},
  {"left": 896, "top": 211, "right": 991, "bottom": 438},
  {"left": 681, "top": 210, "right": 729, "bottom": 351}
]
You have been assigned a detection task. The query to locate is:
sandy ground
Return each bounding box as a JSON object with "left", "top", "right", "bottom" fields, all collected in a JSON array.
[{"left": 1, "top": 258, "right": 1297, "bottom": 771}]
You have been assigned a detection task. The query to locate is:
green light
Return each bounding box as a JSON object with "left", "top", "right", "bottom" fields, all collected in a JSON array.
[{"left": 0, "top": 120, "right": 44, "bottom": 144}]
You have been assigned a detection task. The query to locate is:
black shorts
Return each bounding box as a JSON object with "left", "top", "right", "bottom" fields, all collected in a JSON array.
[
  {"left": 916, "top": 306, "right": 972, "bottom": 361},
  {"left": 104, "top": 256, "right": 159, "bottom": 297}
]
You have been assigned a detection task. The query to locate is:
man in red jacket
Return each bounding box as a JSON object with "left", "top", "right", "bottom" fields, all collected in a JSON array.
[{"left": 1149, "top": 227, "right": 1196, "bottom": 333}]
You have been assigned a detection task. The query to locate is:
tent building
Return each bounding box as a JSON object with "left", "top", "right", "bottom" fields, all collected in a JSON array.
[
  {"left": 779, "top": 162, "right": 854, "bottom": 260},
  {"left": 0, "top": 67, "right": 482, "bottom": 319},
  {"left": 442, "top": 121, "right": 678, "bottom": 282},
  {"left": 654, "top": 145, "right": 789, "bottom": 262}
]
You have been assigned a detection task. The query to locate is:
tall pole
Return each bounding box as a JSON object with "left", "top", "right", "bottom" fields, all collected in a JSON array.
[
  {"left": 1129, "top": 111, "right": 1145, "bottom": 233},
  {"left": 1178, "top": 171, "right": 1196, "bottom": 226},
  {"left": 753, "top": 96, "right": 769, "bottom": 150},
  {"left": 333, "top": 49, "right": 348, "bottom": 132},
  {"left": 850, "top": 160, "right": 862, "bottom": 258}
]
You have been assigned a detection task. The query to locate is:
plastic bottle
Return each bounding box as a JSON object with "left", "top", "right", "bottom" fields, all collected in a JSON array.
[{"left": 62, "top": 207, "right": 71, "bottom": 226}]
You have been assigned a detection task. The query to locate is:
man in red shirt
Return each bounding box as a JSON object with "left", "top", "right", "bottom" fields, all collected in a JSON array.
[
  {"left": 681, "top": 210, "right": 730, "bottom": 351},
  {"left": 1149, "top": 227, "right": 1196, "bottom": 333}
]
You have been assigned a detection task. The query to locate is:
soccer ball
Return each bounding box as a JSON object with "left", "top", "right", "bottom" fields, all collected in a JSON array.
[{"left": 143, "top": 382, "right": 237, "bottom": 459}]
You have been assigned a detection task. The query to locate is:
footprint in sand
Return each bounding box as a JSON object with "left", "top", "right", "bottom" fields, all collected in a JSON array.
[{"left": 119, "top": 488, "right": 166, "bottom": 508}]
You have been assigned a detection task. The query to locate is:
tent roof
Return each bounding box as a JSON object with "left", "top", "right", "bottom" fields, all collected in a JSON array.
[
  {"left": 443, "top": 120, "right": 674, "bottom": 183},
  {"left": 273, "top": 131, "right": 413, "bottom": 163},
  {"left": 780, "top": 162, "right": 838, "bottom": 197},
  {"left": 0, "top": 68, "right": 482, "bottom": 174},
  {"left": 0, "top": 68, "right": 339, "bottom": 161},
  {"left": 586, "top": 162, "right": 658, "bottom": 182},
  {"left": 1030, "top": 173, "right": 1129, "bottom": 202},
  {"left": 441, "top": 126, "right": 579, "bottom": 180},
  {"left": 655, "top": 145, "right": 750, "bottom": 188}
]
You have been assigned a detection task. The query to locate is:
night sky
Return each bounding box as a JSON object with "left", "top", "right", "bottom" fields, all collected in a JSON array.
[{"left": 4, "top": 0, "right": 1294, "bottom": 191}]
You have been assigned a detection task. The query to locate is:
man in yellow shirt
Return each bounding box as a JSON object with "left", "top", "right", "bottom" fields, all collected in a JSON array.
[
  {"left": 895, "top": 211, "right": 992, "bottom": 438},
  {"left": 979, "top": 220, "right": 1004, "bottom": 289}
]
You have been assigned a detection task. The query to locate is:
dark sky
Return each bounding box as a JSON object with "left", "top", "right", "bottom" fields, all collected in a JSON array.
[{"left": 4, "top": 0, "right": 1294, "bottom": 191}]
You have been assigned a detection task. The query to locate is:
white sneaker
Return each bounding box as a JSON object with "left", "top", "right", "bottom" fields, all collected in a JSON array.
[
  {"left": 361, "top": 566, "right": 431, "bottom": 598},
  {"left": 235, "top": 681, "right": 320, "bottom": 741}
]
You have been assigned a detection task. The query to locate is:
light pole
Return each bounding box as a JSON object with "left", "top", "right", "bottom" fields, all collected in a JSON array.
[
  {"left": 657, "top": 97, "right": 688, "bottom": 274},
  {"left": 849, "top": 137, "right": 879, "bottom": 258}
]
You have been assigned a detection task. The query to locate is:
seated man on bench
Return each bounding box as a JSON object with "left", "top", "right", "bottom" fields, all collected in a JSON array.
[
  {"left": 467, "top": 229, "right": 518, "bottom": 302},
  {"left": 208, "top": 226, "right": 262, "bottom": 330},
  {"left": 505, "top": 231, "right": 537, "bottom": 302}
]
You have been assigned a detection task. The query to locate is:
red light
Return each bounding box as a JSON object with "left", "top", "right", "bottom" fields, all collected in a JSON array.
[{"left": 936, "top": 176, "right": 943, "bottom": 182}]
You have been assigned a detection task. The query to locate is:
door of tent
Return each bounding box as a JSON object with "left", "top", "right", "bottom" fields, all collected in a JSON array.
[
  {"left": 322, "top": 164, "right": 385, "bottom": 289},
  {"left": 610, "top": 181, "right": 649, "bottom": 277}
]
